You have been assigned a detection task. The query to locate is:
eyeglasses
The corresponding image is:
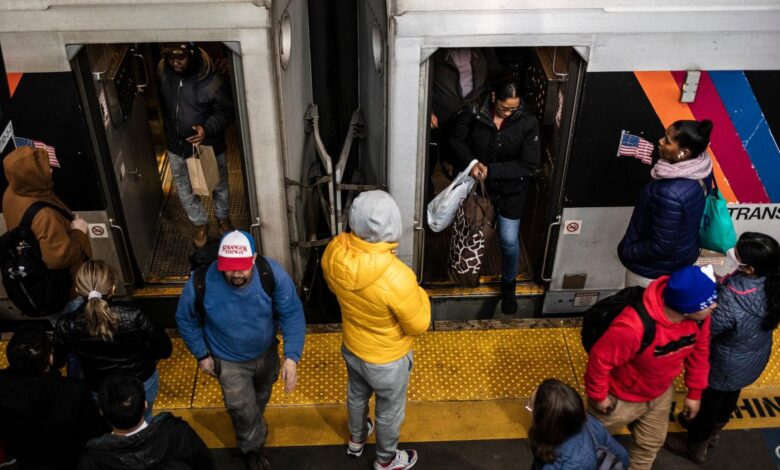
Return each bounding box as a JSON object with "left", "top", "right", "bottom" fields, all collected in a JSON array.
[{"left": 495, "top": 103, "right": 520, "bottom": 114}]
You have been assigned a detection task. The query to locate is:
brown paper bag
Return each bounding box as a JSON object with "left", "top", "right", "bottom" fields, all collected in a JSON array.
[{"left": 186, "top": 145, "right": 220, "bottom": 196}]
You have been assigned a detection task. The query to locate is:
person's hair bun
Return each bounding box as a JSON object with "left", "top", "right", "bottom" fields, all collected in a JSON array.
[{"left": 697, "top": 119, "right": 713, "bottom": 140}]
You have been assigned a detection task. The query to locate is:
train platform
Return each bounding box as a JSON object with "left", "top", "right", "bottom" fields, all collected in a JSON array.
[{"left": 3, "top": 321, "right": 780, "bottom": 468}]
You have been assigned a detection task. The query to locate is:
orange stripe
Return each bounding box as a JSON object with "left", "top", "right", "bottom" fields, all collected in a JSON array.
[
  {"left": 6, "top": 73, "right": 22, "bottom": 98},
  {"left": 634, "top": 71, "right": 737, "bottom": 203}
]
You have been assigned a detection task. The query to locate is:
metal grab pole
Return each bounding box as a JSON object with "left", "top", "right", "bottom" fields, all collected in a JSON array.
[{"left": 305, "top": 104, "right": 338, "bottom": 236}]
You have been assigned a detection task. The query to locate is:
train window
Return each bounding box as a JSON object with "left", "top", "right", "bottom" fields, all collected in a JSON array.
[
  {"left": 279, "top": 11, "right": 292, "bottom": 70},
  {"left": 372, "top": 21, "right": 384, "bottom": 75}
]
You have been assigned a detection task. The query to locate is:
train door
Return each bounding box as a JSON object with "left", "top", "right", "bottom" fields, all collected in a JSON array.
[
  {"left": 419, "top": 46, "right": 586, "bottom": 319},
  {"left": 71, "top": 42, "right": 253, "bottom": 289}
]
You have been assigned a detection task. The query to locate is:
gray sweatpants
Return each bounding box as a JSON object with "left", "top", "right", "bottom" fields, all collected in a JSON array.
[
  {"left": 215, "top": 344, "right": 280, "bottom": 454},
  {"left": 341, "top": 345, "right": 413, "bottom": 463}
]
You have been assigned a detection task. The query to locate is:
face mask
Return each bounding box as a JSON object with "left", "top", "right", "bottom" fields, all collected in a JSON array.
[{"left": 726, "top": 247, "right": 739, "bottom": 266}]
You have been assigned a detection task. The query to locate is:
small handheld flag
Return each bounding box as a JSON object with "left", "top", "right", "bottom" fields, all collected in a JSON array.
[
  {"left": 13, "top": 136, "right": 60, "bottom": 168},
  {"left": 617, "top": 130, "right": 654, "bottom": 165}
]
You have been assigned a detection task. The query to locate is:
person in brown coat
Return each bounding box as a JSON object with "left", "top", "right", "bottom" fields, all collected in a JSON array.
[{"left": 2, "top": 146, "right": 92, "bottom": 311}]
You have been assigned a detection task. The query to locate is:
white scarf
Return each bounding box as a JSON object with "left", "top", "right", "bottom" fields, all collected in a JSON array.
[{"left": 650, "top": 152, "right": 713, "bottom": 181}]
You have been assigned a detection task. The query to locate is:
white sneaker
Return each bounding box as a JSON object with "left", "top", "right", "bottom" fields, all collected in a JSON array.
[
  {"left": 346, "top": 417, "right": 374, "bottom": 457},
  {"left": 373, "top": 449, "right": 418, "bottom": 470}
]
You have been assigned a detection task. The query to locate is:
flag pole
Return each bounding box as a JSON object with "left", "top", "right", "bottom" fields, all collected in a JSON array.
[{"left": 617, "top": 130, "right": 626, "bottom": 157}]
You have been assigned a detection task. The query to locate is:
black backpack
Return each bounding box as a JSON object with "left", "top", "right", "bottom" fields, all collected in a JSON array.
[
  {"left": 0, "top": 201, "right": 75, "bottom": 317},
  {"left": 190, "top": 238, "right": 275, "bottom": 324},
  {"left": 580, "top": 286, "right": 656, "bottom": 354}
]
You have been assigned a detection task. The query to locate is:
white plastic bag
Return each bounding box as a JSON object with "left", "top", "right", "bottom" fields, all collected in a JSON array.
[{"left": 426, "top": 159, "right": 479, "bottom": 232}]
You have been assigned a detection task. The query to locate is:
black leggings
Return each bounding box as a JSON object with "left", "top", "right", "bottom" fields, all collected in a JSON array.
[{"left": 687, "top": 387, "right": 741, "bottom": 445}]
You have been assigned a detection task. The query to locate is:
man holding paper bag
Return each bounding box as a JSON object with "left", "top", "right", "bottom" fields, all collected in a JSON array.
[{"left": 159, "top": 42, "right": 235, "bottom": 248}]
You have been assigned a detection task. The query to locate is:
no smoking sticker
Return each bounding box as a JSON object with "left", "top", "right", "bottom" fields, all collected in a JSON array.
[
  {"left": 88, "top": 223, "right": 109, "bottom": 239},
  {"left": 563, "top": 220, "right": 582, "bottom": 235}
]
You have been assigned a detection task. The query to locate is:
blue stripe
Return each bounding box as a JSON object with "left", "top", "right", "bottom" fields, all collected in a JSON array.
[{"left": 710, "top": 71, "right": 780, "bottom": 202}]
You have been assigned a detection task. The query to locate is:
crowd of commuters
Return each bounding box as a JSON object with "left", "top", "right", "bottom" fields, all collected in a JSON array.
[{"left": 0, "top": 45, "right": 778, "bottom": 469}]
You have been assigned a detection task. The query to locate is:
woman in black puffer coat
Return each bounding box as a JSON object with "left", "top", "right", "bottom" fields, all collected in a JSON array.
[
  {"left": 618, "top": 120, "right": 714, "bottom": 287},
  {"left": 665, "top": 232, "right": 780, "bottom": 463},
  {"left": 54, "top": 260, "right": 172, "bottom": 422},
  {"left": 449, "top": 78, "right": 541, "bottom": 314}
]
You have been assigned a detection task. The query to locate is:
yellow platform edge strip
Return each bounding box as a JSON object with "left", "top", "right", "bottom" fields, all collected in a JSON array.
[{"left": 170, "top": 388, "right": 780, "bottom": 448}]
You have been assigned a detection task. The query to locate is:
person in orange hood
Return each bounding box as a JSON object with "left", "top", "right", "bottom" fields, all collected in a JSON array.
[{"left": 2, "top": 146, "right": 91, "bottom": 304}]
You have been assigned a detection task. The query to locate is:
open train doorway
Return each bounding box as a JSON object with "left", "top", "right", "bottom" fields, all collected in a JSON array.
[
  {"left": 70, "top": 42, "right": 254, "bottom": 289},
  {"left": 420, "top": 46, "right": 586, "bottom": 318}
]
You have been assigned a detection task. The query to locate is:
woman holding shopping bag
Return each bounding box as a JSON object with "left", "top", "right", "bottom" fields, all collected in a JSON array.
[{"left": 449, "top": 77, "right": 541, "bottom": 314}]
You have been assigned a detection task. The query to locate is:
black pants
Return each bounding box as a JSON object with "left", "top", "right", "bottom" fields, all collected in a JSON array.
[{"left": 687, "top": 387, "right": 741, "bottom": 445}]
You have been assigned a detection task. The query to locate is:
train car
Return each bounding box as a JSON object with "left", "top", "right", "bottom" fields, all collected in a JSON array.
[
  {"left": 382, "top": 0, "right": 780, "bottom": 319},
  {"left": 0, "top": 0, "right": 389, "bottom": 321},
  {"left": 1, "top": 1, "right": 779, "bottom": 324}
]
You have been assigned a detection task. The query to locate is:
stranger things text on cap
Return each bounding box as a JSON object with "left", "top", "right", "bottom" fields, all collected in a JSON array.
[{"left": 217, "top": 230, "right": 256, "bottom": 272}]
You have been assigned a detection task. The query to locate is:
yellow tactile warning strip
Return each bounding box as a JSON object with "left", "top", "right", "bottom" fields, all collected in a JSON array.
[
  {"left": 6, "top": 327, "right": 780, "bottom": 447},
  {"left": 0, "top": 341, "right": 7, "bottom": 369},
  {"left": 155, "top": 339, "right": 198, "bottom": 409}
]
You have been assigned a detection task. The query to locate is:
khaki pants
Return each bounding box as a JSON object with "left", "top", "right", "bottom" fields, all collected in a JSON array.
[{"left": 591, "top": 386, "right": 674, "bottom": 470}]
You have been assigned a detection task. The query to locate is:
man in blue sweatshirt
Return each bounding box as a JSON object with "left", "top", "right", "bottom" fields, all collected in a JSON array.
[{"left": 176, "top": 230, "right": 305, "bottom": 470}]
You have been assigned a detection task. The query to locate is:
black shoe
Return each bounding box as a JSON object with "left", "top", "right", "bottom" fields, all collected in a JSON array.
[
  {"left": 500, "top": 280, "right": 518, "bottom": 315},
  {"left": 244, "top": 449, "right": 271, "bottom": 470}
]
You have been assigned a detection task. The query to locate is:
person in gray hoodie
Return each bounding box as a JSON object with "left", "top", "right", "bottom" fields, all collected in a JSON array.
[{"left": 665, "top": 232, "right": 780, "bottom": 463}]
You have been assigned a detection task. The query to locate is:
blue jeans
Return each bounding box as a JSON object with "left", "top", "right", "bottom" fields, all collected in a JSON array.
[
  {"left": 143, "top": 370, "right": 160, "bottom": 423},
  {"left": 91, "top": 369, "right": 159, "bottom": 424},
  {"left": 168, "top": 150, "right": 230, "bottom": 226},
  {"left": 497, "top": 214, "right": 521, "bottom": 282}
]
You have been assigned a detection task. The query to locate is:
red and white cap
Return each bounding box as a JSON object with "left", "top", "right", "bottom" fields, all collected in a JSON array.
[{"left": 217, "top": 230, "right": 256, "bottom": 271}]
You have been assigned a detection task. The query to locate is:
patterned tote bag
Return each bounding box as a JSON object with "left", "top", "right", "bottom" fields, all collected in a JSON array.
[{"left": 448, "top": 179, "right": 496, "bottom": 287}]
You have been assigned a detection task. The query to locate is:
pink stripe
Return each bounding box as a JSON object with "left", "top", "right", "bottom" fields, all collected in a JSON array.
[
  {"left": 672, "top": 71, "right": 769, "bottom": 202},
  {"left": 726, "top": 284, "right": 758, "bottom": 295}
]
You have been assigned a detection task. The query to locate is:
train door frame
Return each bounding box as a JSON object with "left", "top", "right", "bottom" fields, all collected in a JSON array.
[
  {"left": 415, "top": 46, "right": 588, "bottom": 289},
  {"left": 70, "top": 41, "right": 263, "bottom": 291}
]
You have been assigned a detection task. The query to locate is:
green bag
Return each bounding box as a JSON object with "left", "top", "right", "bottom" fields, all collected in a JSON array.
[{"left": 699, "top": 181, "right": 737, "bottom": 254}]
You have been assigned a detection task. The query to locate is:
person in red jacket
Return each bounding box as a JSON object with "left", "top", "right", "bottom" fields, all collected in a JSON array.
[{"left": 585, "top": 265, "right": 718, "bottom": 470}]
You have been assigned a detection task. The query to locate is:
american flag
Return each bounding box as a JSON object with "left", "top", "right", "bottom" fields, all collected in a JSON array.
[
  {"left": 13, "top": 136, "right": 60, "bottom": 168},
  {"left": 617, "top": 130, "right": 654, "bottom": 165}
]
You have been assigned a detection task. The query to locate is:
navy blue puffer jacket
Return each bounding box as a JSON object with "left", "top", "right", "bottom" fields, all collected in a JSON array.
[
  {"left": 709, "top": 273, "right": 772, "bottom": 391},
  {"left": 618, "top": 176, "right": 709, "bottom": 279}
]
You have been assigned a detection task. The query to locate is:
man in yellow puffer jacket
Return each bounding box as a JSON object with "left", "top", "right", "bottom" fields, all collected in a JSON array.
[{"left": 322, "top": 190, "right": 430, "bottom": 470}]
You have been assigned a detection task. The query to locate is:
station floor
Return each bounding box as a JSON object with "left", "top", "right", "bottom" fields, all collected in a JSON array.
[{"left": 3, "top": 322, "right": 780, "bottom": 468}]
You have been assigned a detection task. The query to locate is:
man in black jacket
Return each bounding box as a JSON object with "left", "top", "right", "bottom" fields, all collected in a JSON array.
[
  {"left": 0, "top": 324, "right": 108, "bottom": 470},
  {"left": 158, "top": 42, "right": 235, "bottom": 248},
  {"left": 78, "top": 371, "right": 215, "bottom": 470}
]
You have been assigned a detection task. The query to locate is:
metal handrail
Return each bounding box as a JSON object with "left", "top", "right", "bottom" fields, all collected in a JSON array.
[
  {"left": 305, "top": 104, "right": 338, "bottom": 236},
  {"left": 305, "top": 104, "right": 367, "bottom": 236},
  {"left": 541, "top": 215, "right": 561, "bottom": 282}
]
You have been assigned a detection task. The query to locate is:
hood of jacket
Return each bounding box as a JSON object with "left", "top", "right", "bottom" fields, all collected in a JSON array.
[
  {"left": 3, "top": 146, "right": 55, "bottom": 198},
  {"left": 83, "top": 413, "right": 180, "bottom": 469},
  {"left": 161, "top": 47, "right": 214, "bottom": 82},
  {"left": 321, "top": 232, "right": 398, "bottom": 292}
]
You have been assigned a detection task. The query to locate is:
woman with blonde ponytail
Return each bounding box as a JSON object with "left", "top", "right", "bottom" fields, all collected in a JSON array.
[{"left": 53, "top": 260, "right": 172, "bottom": 422}]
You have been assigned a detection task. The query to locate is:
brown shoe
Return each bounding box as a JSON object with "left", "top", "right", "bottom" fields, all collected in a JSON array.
[
  {"left": 193, "top": 225, "right": 208, "bottom": 248},
  {"left": 218, "top": 217, "right": 234, "bottom": 234}
]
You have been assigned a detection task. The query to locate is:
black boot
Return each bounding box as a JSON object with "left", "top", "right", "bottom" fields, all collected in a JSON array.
[
  {"left": 709, "top": 422, "right": 728, "bottom": 447},
  {"left": 500, "top": 279, "right": 517, "bottom": 315}
]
